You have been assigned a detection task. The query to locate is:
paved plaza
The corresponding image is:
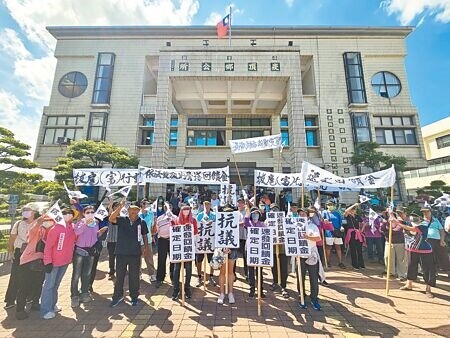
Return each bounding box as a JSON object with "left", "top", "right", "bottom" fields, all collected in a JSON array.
[{"left": 0, "top": 253, "right": 449, "bottom": 338}]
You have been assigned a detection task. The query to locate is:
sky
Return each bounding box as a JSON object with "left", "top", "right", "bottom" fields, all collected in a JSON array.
[{"left": 0, "top": 0, "right": 449, "bottom": 157}]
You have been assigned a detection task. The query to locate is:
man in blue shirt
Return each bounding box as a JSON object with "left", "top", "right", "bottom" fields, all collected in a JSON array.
[
  {"left": 139, "top": 199, "right": 156, "bottom": 282},
  {"left": 322, "top": 201, "right": 345, "bottom": 269}
]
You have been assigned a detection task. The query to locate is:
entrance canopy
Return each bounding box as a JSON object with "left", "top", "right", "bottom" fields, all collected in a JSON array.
[{"left": 171, "top": 77, "right": 288, "bottom": 115}]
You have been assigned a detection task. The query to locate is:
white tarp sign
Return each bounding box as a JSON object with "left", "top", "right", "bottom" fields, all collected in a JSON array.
[
  {"left": 219, "top": 184, "right": 237, "bottom": 207},
  {"left": 266, "top": 211, "right": 285, "bottom": 244},
  {"left": 254, "top": 170, "right": 303, "bottom": 188},
  {"left": 229, "top": 134, "right": 282, "bottom": 154},
  {"left": 283, "top": 217, "right": 310, "bottom": 257},
  {"left": 301, "top": 161, "right": 396, "bottom": 191},
  {"left": 214, "top": 212, "right": 240, "bottom": 249},
  {"left": 170, "top": 224, "right": 195, "bottom": 263},
  {"left": 73, "top": 169, "right": 140, "bottom": 186},
  {"left": 246, "top": 227, "right": 273, "bottom": 267},
  {"left": 139, "top": 166, "right": 230, "bottom": 185},
  {"left": 196, "top": 214, "right": 215, "bottom": 254}
]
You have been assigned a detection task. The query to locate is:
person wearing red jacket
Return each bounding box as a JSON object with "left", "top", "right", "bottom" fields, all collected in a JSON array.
[
  {"left": 171, "top": 204, "right": 198, "bottom": 301},
  {"left": 39, "top": 208, "right": 77, "bottom": 319}
]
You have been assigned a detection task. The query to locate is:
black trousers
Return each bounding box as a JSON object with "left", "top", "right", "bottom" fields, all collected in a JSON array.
[
  {"left": 272, "top": 251, "right": 288, "bottom": 288},
  {"left": 295, "top": 258, "right": 319, "bottom": 302},
  {"left": 16, "top": 262, "right": 45, "bottom": 312},
  {"left": 407, "top": 251, "right": 436, "bottom": 287},
  {"left": 156, "top": 237, "right": 170, "bottom": 282},
  {"left": 428, "top": 238, "right": 450, "bottom": 271},
  {"left": 90, "top": 248, "right": 103, "bottom": 287},
  {"left": 172, "top": 261, "right": 192, "bottom": 293},
  {"left": 113, "top": 254, "right": 140, "bottom": 301},
  {"left": 349, "top": 235, "right": 365, "bottom": 269},
  {"left": 107, "top": 242, "right": 116, "bottom": 275},
  {"left": 5, "top": 248, "right": 21, "bottom": 304},
  {"left": 248, "top": 266, "right": 264, "bottom": 291}
]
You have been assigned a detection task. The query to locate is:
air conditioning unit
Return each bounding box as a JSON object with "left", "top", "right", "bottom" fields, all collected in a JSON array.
[{"left": 57, "top": 137, "right": 71, "bottom": 145}]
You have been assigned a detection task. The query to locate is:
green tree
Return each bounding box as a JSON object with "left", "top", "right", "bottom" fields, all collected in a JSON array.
[
  {"left": 350, "top": 142, "right": 408, "bottom": 204},
  {"left": 416, "top": 180, "right": 449, "bottom": 200},
  {"left": 53, "top": 140, "right": 139, "bottom": 202}
]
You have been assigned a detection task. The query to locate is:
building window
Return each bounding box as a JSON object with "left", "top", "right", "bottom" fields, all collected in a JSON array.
[
  {"left": 371, "top": 71, "right": 401, "bottom": 98},
  {"left": 143, "top": 118, "right": 155, "bottom": 127},
  {"left": 58, "top": 71, "right": 88, "bottom": 98},
  {"left": 232, "top": 118, "right": 271, "bottom": 127},
  {"left": 436, "top": 134, "right": 450, "bottom": 149},
  {"left": 170, "top": 118, "right": 178, "bottom": 146},
  {"left": 142, "top": 130, "right": 154, "bottom": 145},
  {"left": 87, "top": 112, "right": 108, "bottom": 141},
  {"left": 305, "top": 116, "right": 319, "bottom": 146},
  {"left": 188, "top": 118, "right": 226, "bottom": 126},
  {"left": 351, "top": 112, "right": 371, "bottom": 143},
  {"left": 43, "top": 115, "right": 83, "bottom": 145},
  {"left": 92, "top": 53, "right": 115, "bottom": 104},
  {"left": 280, "top": 117, "right": 289, "bottom": 146},
  {"left": 232, "top": 130, "right": 264, "bottom": 140},
  {"left": 375, "top": 129, "right": 417, "bottom": 145},
  {"left": 343, "top": 52, "right": 367, "bottom": 104},
  {"left": 374, "top": 116, "right": 414, "bottom": 126},
  {"left": 188, "top": 130, "right": 225, "bottom": 146}
]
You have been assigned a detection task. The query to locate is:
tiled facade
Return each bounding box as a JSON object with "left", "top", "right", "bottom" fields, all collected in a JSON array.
[{"left": 34, "top": 26, "right": 427, "bottom": 199}]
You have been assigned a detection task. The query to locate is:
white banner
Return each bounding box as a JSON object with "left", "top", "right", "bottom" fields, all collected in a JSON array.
[
  {"left": 283, "top": 217, "right": 310, "bottom": 257},
  {"left": 73, "top": 168, "right": 139, "bottom": 186},
  {"left": 195, "top": 215, "right": 215, "bottom": 254},
  {"left": 139, "top": 166, "right": 230, "bottom": 185},
  {"left": 266, "top": 211, "right": 285, "bottom": 244},
  {"left": 254, "top": 170, "right": 303, "bottom": 188},
  {"left": 46, "top": 201, "right": 66, "bottom": 227},
  {"left": 219, "top": 184, "right": 237, "bottom": 207},
  {"left": 214, "top": 212, "right": 240, "bottom": 249},
  {"left": 301, "top": 161, "right": 396, "bottom": 191},
  {"left": 229, "top": 134, "right": 282, "bottom": 154},
  {"left": 170, "top": 224, "right": 195, "bottom": 263},
  {"left": 94, "top": 204, "right": 109, "bottom": 221},
  {"left": 246, "top": 227, "right": 273, "bottom": 267}
]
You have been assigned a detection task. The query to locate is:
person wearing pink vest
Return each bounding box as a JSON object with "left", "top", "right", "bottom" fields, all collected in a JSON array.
[{"left": 39, "top": 208, "right": 77, "bottom": 319}]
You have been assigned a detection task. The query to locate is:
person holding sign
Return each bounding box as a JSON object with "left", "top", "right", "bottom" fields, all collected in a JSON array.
[
  {"left": 40, "top": 208, "right": 76, "bottom": 319},
  {"left": 171, "top": 204, "right": 198, "bottom": 301},
  {"left": 195, "top": 201, "right": 217, "bottom": 288},
  {"left": 244, "top": 206, "right": 266, "bottom": 298},
  {"left": 109, "top": 201, "right": 149, "bottom": 307},
  {"left": 296, "top": 218, "right": 322, "bottom": 311}
]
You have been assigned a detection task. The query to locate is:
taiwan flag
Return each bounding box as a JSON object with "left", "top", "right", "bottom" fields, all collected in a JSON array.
[{"left": 216, "top": 14, "right": 230, "bottom": 39}]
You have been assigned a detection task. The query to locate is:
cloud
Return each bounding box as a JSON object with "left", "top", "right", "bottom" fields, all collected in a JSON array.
[
  {"left": 285, "top": 0, "right": 295, "bottom": 8},
  {"left": 381, "top": 0, "right": 450, "bottom": 25},
  {"left": 0, "top": 90, "right": 41, "bottom": 152},
  {"left": 204, "top": 3, "right": 244, "bottom": 25},
  {"left": 0, "top": 28, "right": 31, "bottom": 59}
]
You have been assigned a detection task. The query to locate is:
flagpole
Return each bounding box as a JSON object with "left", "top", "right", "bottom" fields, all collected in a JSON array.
[
  {"left": 385, "top": 185, "right": 394, "bottom": 296},
  {"left": 232, "top": 154, "right": 244, "bottom": 189},
  {"left": 228, "top": 5, "right": 232, "bottom": 47}
]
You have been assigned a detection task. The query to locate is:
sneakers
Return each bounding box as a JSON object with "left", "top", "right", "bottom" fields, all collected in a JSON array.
[
  {"left": 322, "top": 280, "right": 330, "bottom": 286},
  {"left": 228, "top": 293, "right": 235, "bottom": 304},
  {"left": 172, "top": 291, "right": 179, "bottom": 301},
  {"left": 71, "top": 297, "right": 80, "bottom": 308},
  {"left": 261, "top": 292, "right": 266, "bottom": 298},
  {"left": 208, "top": 276, "right": 217, "bottom": 287},
  {"left": 338, "top": 263, "right": 346, "bottom": 269},
  {"left": 195, "top": 277, "right": 203, "bottom": 287},
  {"left": 150, "top": 274, "right": 157, "bottom": 283},
  {"left": 110, "top": 297, "right": 124, "bottom": 308},
  {"left": 54, "top": 305, "right": 62, "bottom": 313},
  {"left": 281, "top": 288, "right": 289, "bottom": 299},
  {"left": 217, "top": 294, "right": 225, "bottom": 304},
  {"left": 80, "top": 294, "right": 93, "bottom": 303},
  {"left": 185, "top": 289, "right": 192, "bottom": 299},
  {"left": 270, "top": 283, "right": 279, "bottom": 291},
  {"left": 311, "top": 300, "right": 321, "bottom": 311},
  {"left": 4, "top": 302, "right": 15, "bottom": 309},
  {"left": 298, "top": 302, "right": 307, "bottom": 310},
  {"left": 42, "top": 312, "right": 55, "bottom": 320},
  {"left": 131, "top": 298, "right": 139, "bottom": 306},
  {"left": 16, "top": 311, "right": 28, "bottom": 320}
]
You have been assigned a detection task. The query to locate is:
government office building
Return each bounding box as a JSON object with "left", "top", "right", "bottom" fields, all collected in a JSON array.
[{"left": 33, "top": 25, "right": 427, "bottom": 200}]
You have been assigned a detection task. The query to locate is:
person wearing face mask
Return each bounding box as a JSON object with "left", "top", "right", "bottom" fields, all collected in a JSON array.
[
  {"left": 4, "top": 203, "right": 39, "bottom": 310},
  {"left": 15, "top": 214, "right": 50, "bottom": 320},
  {"left": 171, "top": 204, "right": 198, "bottom": 300},
  {"left": 244, "top": 206, "right": 266, "bottom": 298},
  {"left": 322, "top": 201, "right": 345, "bottom": 269},
  {"left": 268, "top": 204, "right": 289, "bottom": 298},
  {"left": 307, "top": 206, "right": 330, "bottom": 286},
  {"left": 344, "top": 203, "right": 366, "bottom": 270},
  {"left": 109, "top": 200, "right": 150, "bottom": 307},
  {"left": 70, "top": 205, "right": 107, "bottom": 308},
  {"left": 39, "top": 208, "right": 77, "bottom": 319}
]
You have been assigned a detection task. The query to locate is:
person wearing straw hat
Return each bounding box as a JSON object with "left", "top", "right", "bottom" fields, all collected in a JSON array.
[
  {"left": 396, "top": 212, "right": 435, "bottom": 297},
  {"left": 4, "top": 203, "right": 40, "bottom": 310}
]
